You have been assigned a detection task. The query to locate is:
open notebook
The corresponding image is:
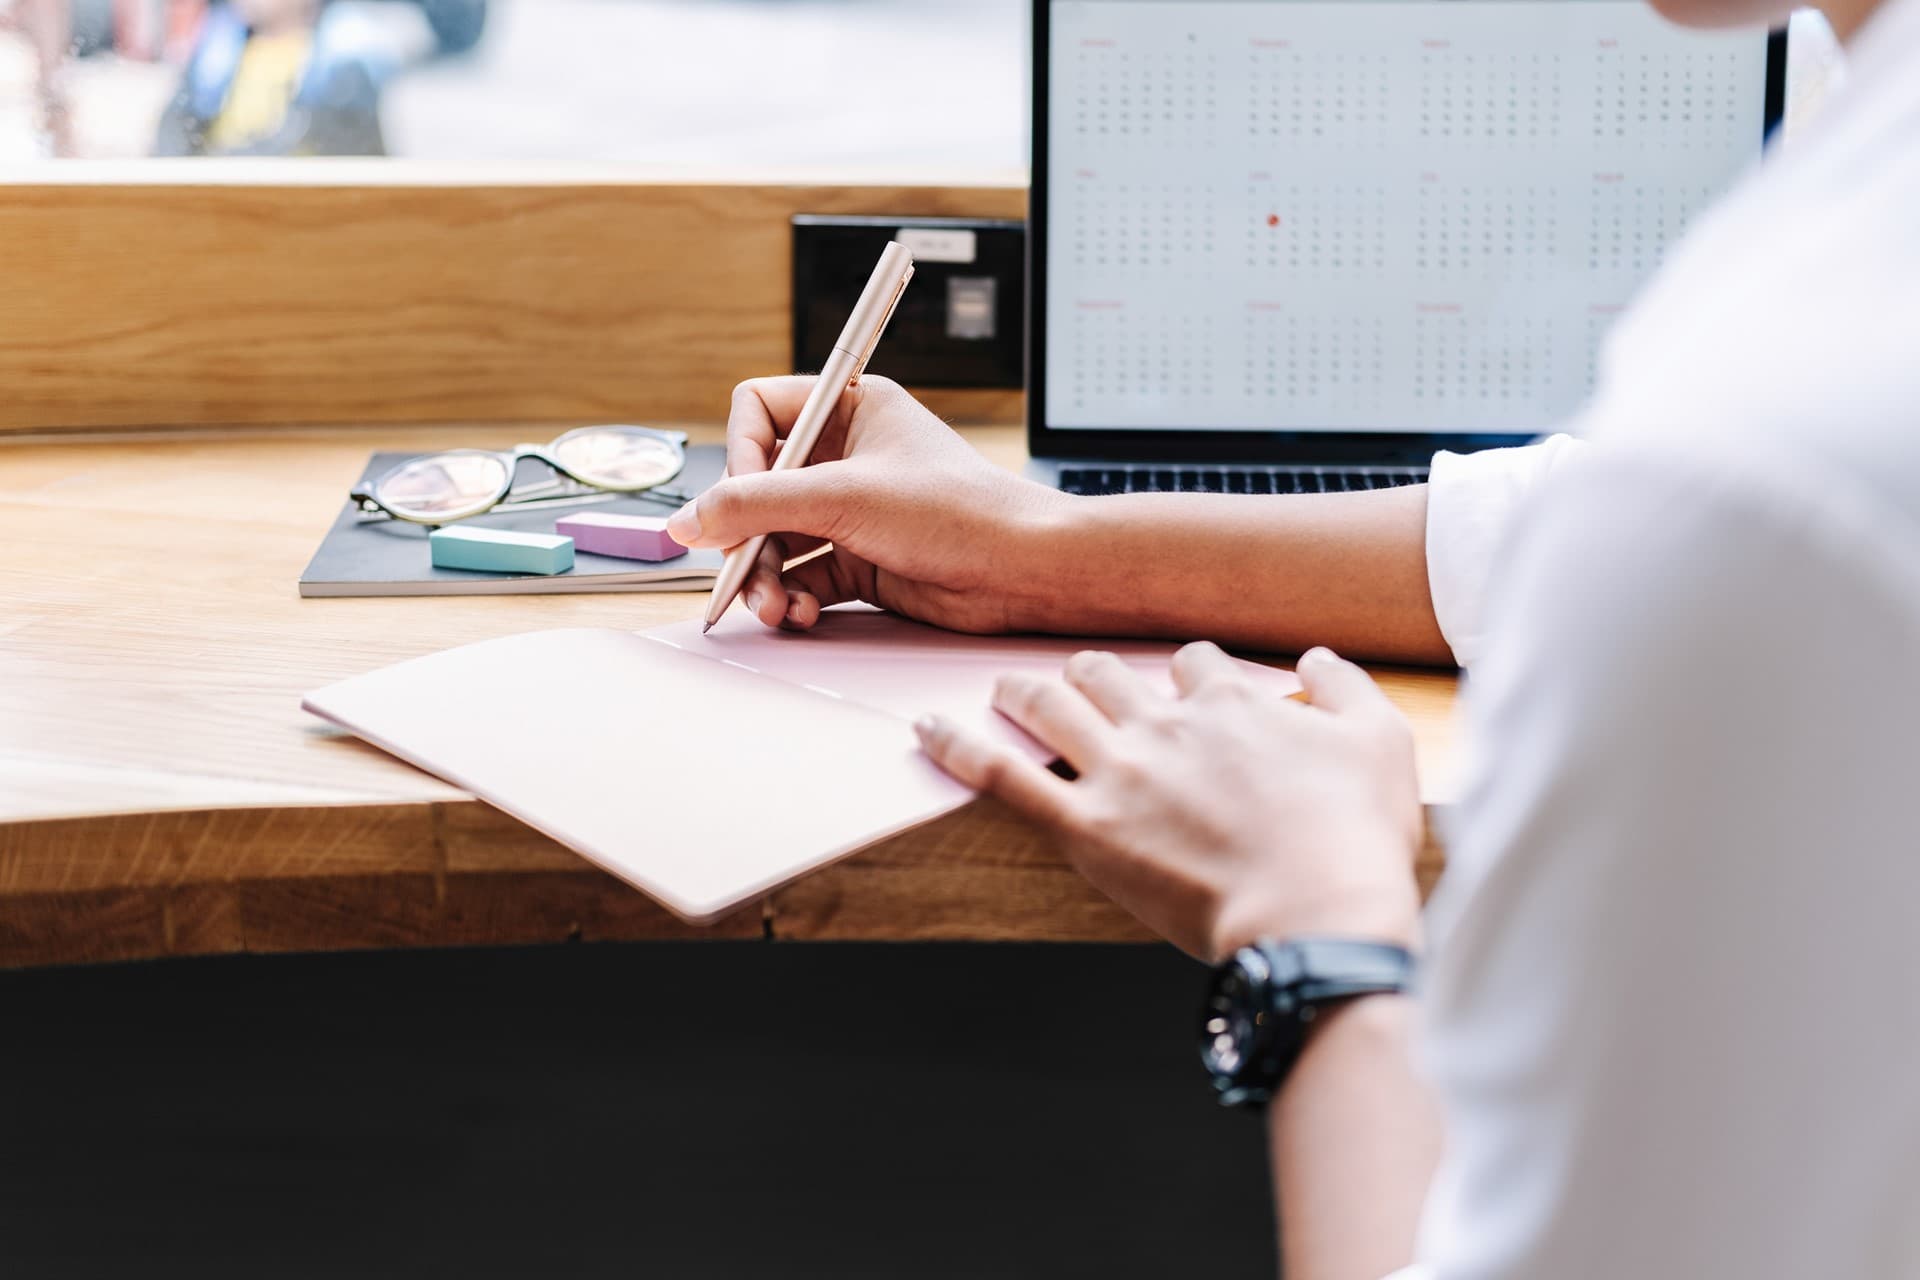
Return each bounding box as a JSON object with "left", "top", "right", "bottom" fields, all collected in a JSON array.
[
  {"left": 303, "top": 608, "right": 1301, "bottom": 922},
  {"left": 297, "top": 448, "right": 727, "bottom": 598}
]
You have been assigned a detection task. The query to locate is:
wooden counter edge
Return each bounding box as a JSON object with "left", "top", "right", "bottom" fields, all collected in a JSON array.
[{"left": 0, "top": 796, "right": 1449, "bottom": 967}]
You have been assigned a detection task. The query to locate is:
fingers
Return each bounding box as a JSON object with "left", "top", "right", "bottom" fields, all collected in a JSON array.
[
  {"left": 737, "top": 548, "right": 886, "bottom": 631},
  {"left": 1061, "top": 650, "right": 1158, "bottom": 724},
  {"left": 724, "top": 381, "right": 779, "bottom": 477},
  {"left": 915, "top": 715, "right": 1075, "bottom": 828},
  {"left": 723, "top": 377, "right": 826, "bottom": 477},
  {"left": 725, "top": 375, "right": 871, "bottom": 477},
  {"left": 990, "top": 673, "right": 1114, "bottom": 770},
  {"left": 666, "top": 467, "right": 842, "bottom": 550},
  {"left": 739, "top": 540, "right": 792, "bottom": 628},
  {"left": 1295, "top": 647, "right": 1394, "bottom": 719},
  {"left": 779, "top": 585, "right": 823, "bottom": 631},
  {"left": 1169, "top": 641, "right": 1242, "bottom": 698},
  {"left": 780, "top": 551, "right": 868, "bottom": 621},
  {"left": 733, "top": 540, "right": 853, "bottom": 631}
]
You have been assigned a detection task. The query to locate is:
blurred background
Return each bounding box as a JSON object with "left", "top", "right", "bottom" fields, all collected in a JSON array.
[
  {"left": 0, "top": 0, "right": 1028, "bottom": 162},
  {"left": 0, "top": 0, "right": 1841, "bottom": 165}
]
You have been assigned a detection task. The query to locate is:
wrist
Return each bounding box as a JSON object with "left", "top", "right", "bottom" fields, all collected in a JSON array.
[
  {"left": 1202, "top": 938, "right": 1418, "bottom": 1110},
  {"left": 1208, "top": 854, "right": 1423, "bottom": 963},
  {"left": 996, "top": 489, "right": 1100, "bottom": 633},
  {"left": 1273, "top": 988, "right": 1416, "bottom": 1107}
]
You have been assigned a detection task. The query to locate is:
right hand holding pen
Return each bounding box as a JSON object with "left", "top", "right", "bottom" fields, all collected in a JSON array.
[{"left": 666, "top": 376, "right": 1069, "bottom": 634}]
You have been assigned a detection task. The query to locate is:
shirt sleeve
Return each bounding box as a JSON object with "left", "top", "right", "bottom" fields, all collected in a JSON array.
[
  {"left": 1422, "top": 435, "right": 1583, "bottom": 668},
  {"left": 1412, "top": 448, "right": 1920, "bottom": 1279}
]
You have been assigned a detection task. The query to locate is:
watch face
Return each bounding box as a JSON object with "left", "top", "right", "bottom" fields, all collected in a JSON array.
[{"left": 1199, "top": 951, "right": 1268, "bottom": 1082}]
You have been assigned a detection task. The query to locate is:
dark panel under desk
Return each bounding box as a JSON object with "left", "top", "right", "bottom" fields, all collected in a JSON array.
[{"left": 0, "top": 943, "right": 1277, "bottom": 1280}]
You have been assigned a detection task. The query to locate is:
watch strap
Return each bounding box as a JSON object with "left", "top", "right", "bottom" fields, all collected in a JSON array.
[
  {"left": 1206, "top": 937, "right": 1417, "bottom": 1109},
  {"left": 1266, "top": 937, "right": 1417, "bottom": 1012}
]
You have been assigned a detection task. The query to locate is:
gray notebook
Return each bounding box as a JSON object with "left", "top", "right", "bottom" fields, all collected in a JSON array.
[{"left": 299, "top": 447, "right": 727, "bottom": 597}]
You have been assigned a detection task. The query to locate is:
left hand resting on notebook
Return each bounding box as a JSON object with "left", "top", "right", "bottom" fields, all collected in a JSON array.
[{"left": 915, "top": 643, "right": 1424, "bottom": 961}]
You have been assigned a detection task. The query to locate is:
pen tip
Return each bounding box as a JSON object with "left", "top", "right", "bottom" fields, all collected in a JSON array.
[{"left": 701, "top": 621, "right": 714, "bottom": 635}]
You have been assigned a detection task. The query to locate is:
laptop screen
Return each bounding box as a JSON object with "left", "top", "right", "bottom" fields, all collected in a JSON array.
[{"left": 1042, "top": 0, "right": 1773, "bottom": 436}]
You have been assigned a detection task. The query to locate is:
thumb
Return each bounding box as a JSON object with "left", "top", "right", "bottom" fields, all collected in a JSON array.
[
  {"left": 1295, "top": 647, "right": 1391, "bottom": 717},
  {"left": 667, "top": 467, "right": 844, "bottom": 549}
]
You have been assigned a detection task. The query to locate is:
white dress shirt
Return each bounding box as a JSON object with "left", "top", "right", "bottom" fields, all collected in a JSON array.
[{"left": 1393, "top": 2, "right": 1920, "bottom": 1276}]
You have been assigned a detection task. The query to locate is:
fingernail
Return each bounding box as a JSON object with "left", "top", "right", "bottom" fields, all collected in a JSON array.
[
  {"left": 666, "top": 500, "right": 701, "bottom": 542},
  {"left": 914, "top": 715, "right": 939, "bottom": 744},
  {"left": 1301, "top": 646, "right": 1336, "bottom": 668},
  {"left": 746, "top": 589, "right": 764, "bottom": 616}
]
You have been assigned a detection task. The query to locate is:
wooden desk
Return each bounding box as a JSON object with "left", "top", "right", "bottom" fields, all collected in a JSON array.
[{"left": 0, "top": 423, "right": 1460, "bottom": 967}]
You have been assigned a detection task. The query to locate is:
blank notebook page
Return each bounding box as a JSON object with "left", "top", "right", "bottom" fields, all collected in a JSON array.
[
  {"left": 304, "top": 609, "right": 1300, "bottom": 922},
  {"left": 304, "top": 627, "right": 972, "bottom": 922}
]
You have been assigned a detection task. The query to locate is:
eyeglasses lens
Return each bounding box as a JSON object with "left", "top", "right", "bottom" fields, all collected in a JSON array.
[
  {"left": 553, "top": 428, "right": 683, "bottom": 490},
  {"left": 373, "top": 453, "right": 512, "bottom": 521}
]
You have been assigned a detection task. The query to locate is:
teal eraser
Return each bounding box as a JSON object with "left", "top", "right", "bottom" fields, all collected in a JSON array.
[{"left": 429, "top": 526, "right": 575, "bottom": 575}]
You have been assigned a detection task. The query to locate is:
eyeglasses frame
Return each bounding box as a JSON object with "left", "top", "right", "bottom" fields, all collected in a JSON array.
[{"left": 349, "top": 425, "right": 692, "bottom": 527}]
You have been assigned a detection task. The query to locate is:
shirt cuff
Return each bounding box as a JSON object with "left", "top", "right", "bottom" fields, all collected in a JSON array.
[
  {"left": 1380, "top": 1266, "right": 1433, "bottom": 1280},
  {"left": 1424, "top": 435, "right": 1580, "bottom": 668}
]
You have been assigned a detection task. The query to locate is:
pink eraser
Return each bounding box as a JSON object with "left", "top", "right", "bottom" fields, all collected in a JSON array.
[{"left": 553, "top": 512, "right": 686, "bottom": 562}]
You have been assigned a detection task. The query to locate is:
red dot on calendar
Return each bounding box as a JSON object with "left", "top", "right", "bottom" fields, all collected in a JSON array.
[{"left": 1266, "top": 213, "right": 1281, "bottom": 228}]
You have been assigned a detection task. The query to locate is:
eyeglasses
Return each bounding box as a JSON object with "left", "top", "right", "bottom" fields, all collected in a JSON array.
[{"left": 351, "top": 425, "right": 692, "bottom": 526}]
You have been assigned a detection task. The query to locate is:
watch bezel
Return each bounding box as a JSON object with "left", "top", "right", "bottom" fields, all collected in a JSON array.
[
  {"left": 1200, "top": 943, "right": 1306, "bottom": 1108},
  {"left": 1199, "top": 938, "right": 1417, "bottom": 1110}
]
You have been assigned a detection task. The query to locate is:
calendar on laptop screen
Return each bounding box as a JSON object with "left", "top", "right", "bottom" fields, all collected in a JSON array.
[{"left": 1044, "top": 0, "right": 1771, "bottom": 432}]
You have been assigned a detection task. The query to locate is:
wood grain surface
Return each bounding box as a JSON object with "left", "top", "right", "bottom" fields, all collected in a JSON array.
[
  {"left": 0, "top": 166, "right": 1026, "bottom": 433},
  {"left": 0, "top": 416, "right": 1451, "bottom": 967},
  {"left": 0, "top": 419, "right": 1460, "bottom": 965}
]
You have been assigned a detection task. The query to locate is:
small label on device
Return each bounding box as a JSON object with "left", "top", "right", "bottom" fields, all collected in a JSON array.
[{"left": 896, "top": 227, "right": 977, "bottom": 264}]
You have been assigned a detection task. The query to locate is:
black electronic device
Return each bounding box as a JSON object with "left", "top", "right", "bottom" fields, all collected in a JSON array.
[{"left": 793, "top": 215, "right": 1025, "bottom": 389}]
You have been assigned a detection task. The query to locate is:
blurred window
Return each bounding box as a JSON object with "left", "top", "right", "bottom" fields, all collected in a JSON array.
[{"left": 0, "top": 0, "right": 1029, "bottom": 162}]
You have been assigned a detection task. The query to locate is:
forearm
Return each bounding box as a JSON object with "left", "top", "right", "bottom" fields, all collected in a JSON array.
[
  {"left": 1270, "top": 994, "right": 1440, "bottom": 1280},
  {"left": 1010, "top": 488, "right": 1452, "bottom": 664}
]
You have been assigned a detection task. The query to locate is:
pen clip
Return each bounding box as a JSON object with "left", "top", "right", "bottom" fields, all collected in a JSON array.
[{"left": 850, "top": 264, "right": 914, "bottom": 384}]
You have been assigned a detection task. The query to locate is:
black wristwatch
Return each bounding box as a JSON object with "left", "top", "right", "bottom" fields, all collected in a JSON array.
[{"left": 1200, "top": 938, "right": 1416, "bottom": 1109}]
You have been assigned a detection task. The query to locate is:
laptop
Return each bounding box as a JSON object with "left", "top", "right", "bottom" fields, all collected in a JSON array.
[{"left": 1026, "top": 0, "right": 1786, "bottom": 495}]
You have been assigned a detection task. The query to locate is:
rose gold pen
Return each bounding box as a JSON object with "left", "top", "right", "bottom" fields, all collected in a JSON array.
[{"left": 701, "top": 240, "right": 916, "bottom": 632}]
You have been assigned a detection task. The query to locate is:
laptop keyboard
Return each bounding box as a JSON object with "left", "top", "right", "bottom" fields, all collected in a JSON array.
[{"left": 1056, "top": 466, "right": 1429, "bottom": 496}]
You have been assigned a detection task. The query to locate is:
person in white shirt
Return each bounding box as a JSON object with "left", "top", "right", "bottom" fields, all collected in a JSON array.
[{"left": 664, "top": 0, "right": 1920, "bottom": 1271}]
